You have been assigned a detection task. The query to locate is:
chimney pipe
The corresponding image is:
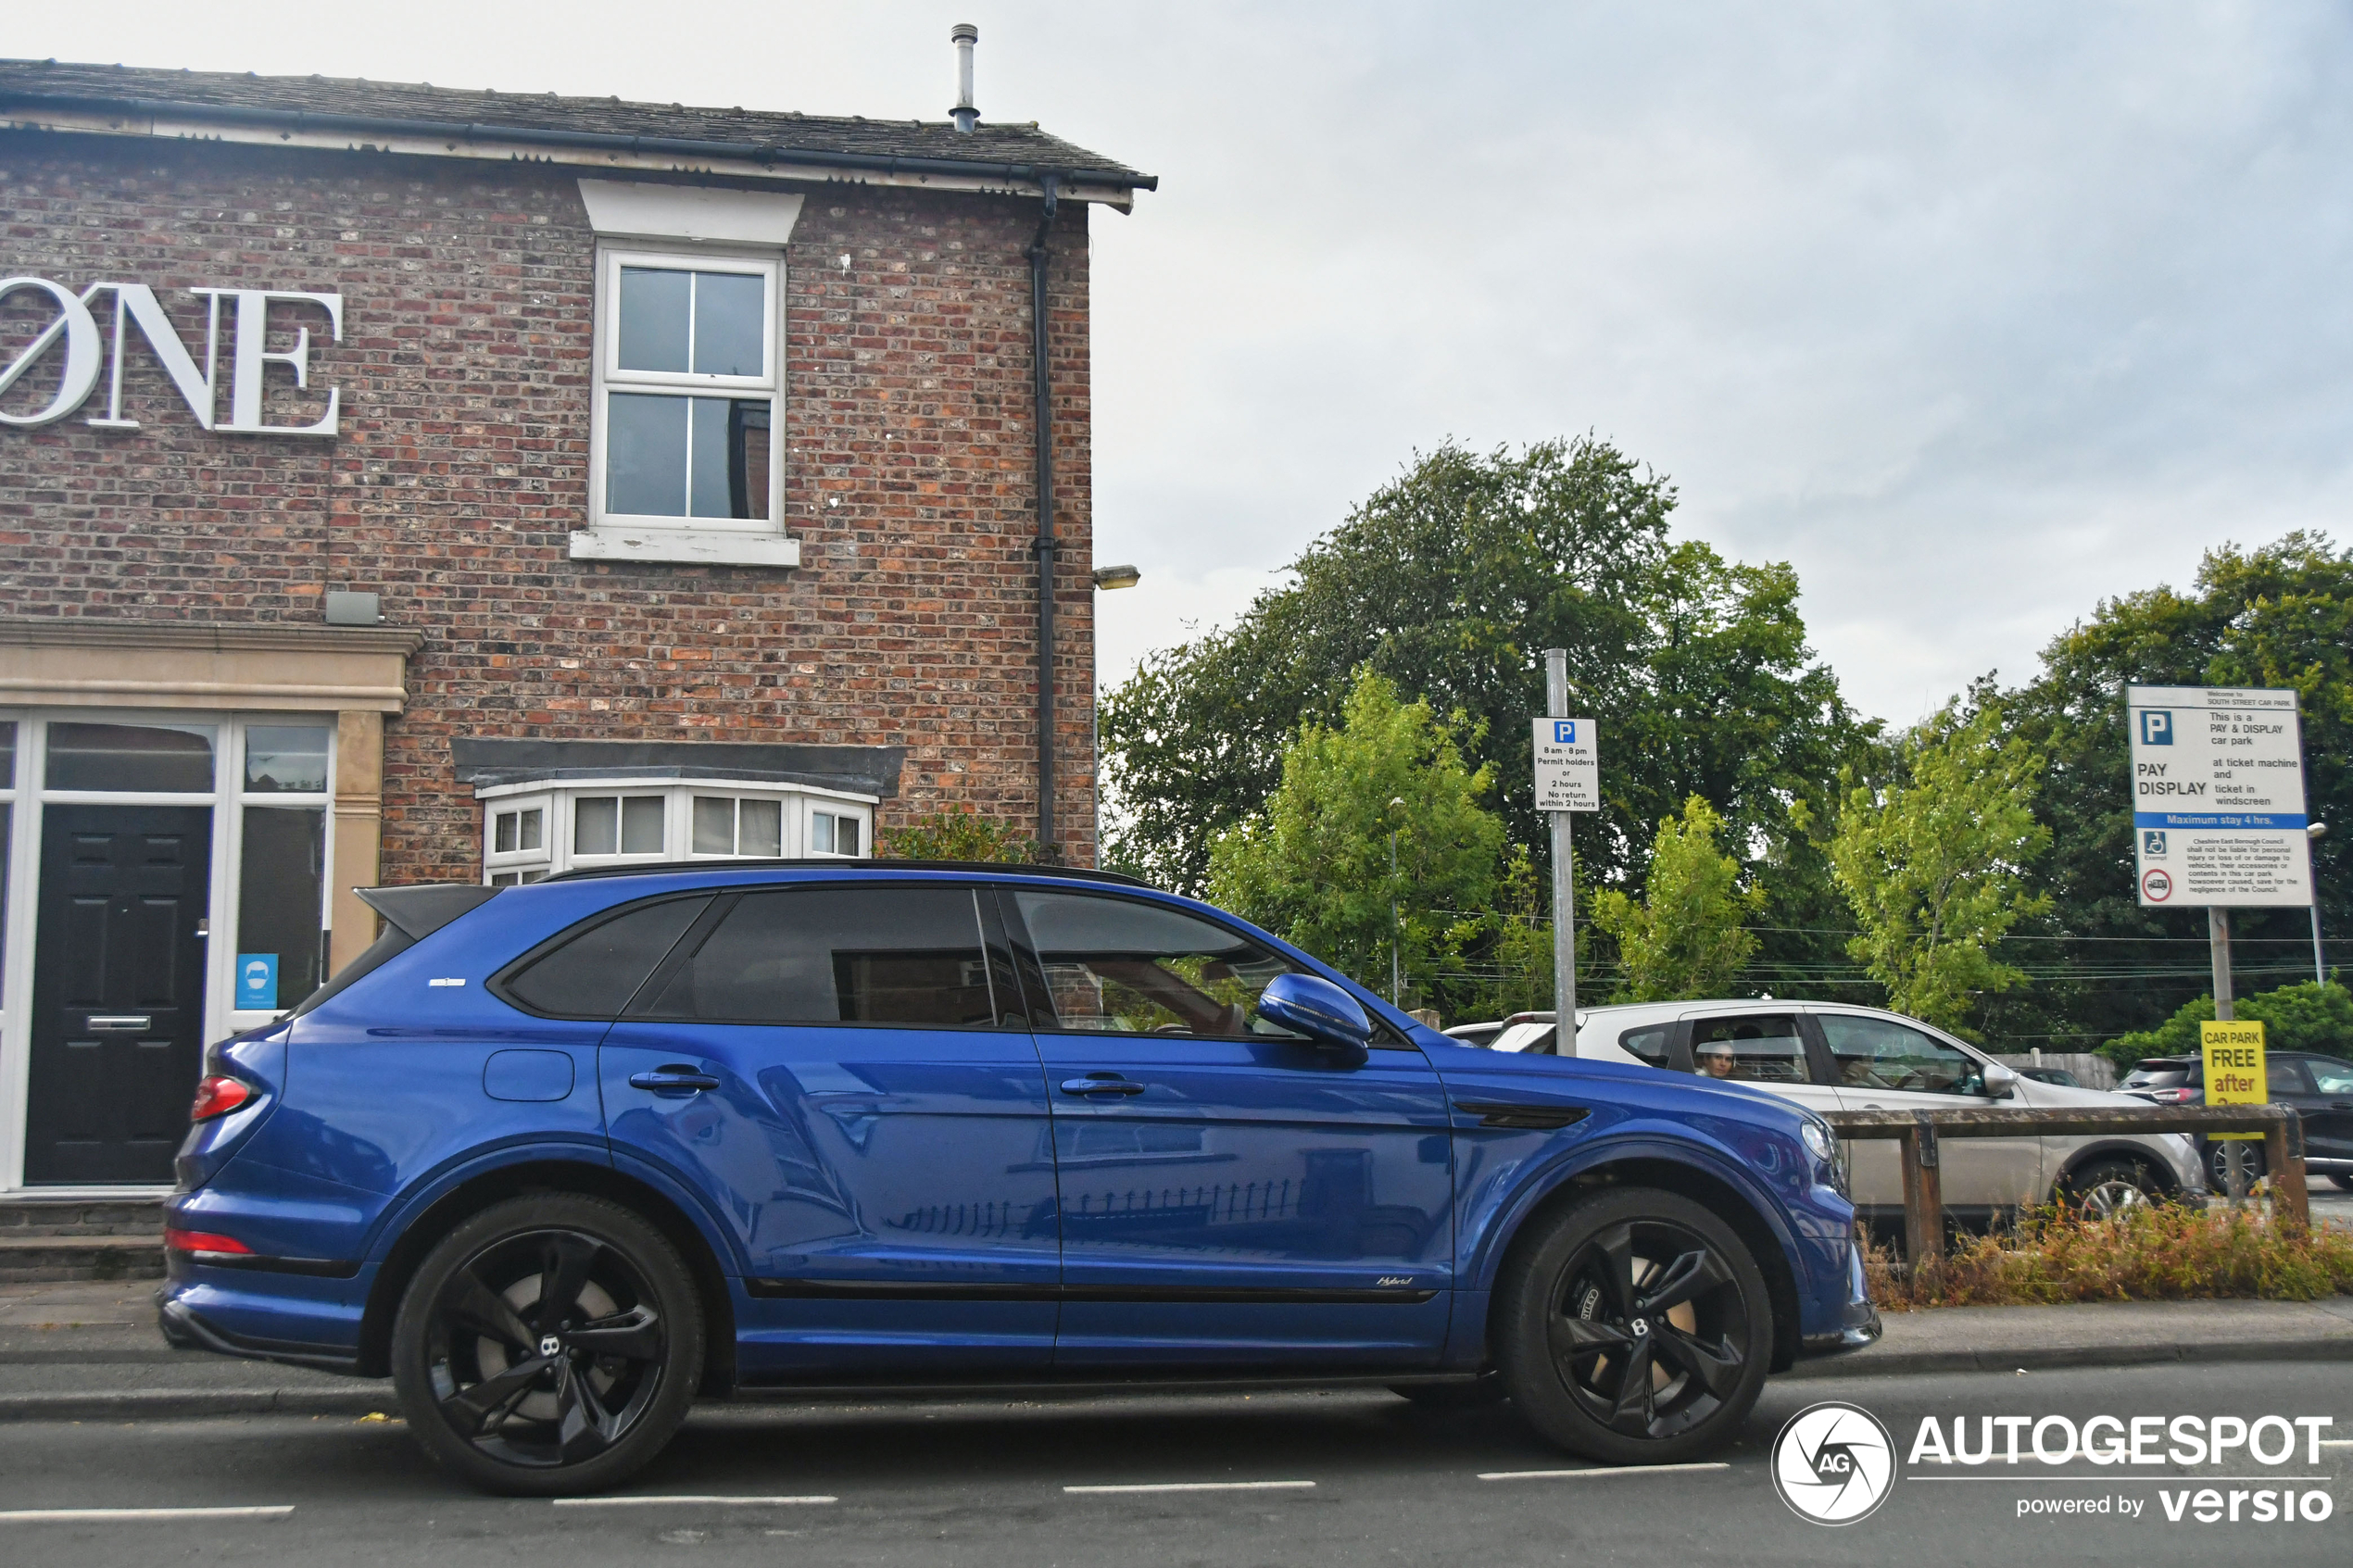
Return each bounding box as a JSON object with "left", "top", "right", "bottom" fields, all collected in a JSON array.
[{"left": 950, "top": 23, "right": 979, "bottom": 133}]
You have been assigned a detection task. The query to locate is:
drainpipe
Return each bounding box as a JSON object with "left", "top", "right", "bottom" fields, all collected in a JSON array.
[{"left": 1028, "top": 174, "right": 1062, "bottom": 858}]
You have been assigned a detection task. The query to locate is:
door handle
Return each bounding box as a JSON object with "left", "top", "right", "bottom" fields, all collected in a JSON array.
[
  {"left": 629, "top": 1067, "right": 720, "bottom": 1094},
  {"left": 1061, "top": 1075, "right": 1144, "bottom": 1097},
  {"left": 86, "top": 1015, "right": 153, "bottom": 1032}
]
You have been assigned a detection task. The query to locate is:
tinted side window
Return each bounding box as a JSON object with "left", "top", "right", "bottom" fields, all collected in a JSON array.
[
  {"left": 1011, "top": 890, "right": 1306, "bottom": 1039},
  {"left": 2309, "top": 1057, "right": 2353, "bottom": 1096},
  {"left": 642, "top": 885, "right": 997, "bottom": 1027},
  {"left": 499, "top": 895, "right": 712, "bottom": 1019},
  {"left": 1617, "top": 1024, "right": 1672, "bottom": 1066},
  {"left": 2267, "top": 1059, "right": 2310, "bottom": 1096},
  {"left": 1819, "top": 1014, "right": 1983, "bottom": 1095}
]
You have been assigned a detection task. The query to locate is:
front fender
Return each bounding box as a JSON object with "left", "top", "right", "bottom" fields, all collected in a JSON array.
[{"left": 1455, "top": 1123, "right": 1808, "bottom": 1296}]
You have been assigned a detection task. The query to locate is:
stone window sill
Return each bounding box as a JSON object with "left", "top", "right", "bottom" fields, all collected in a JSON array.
[{"left": 568, "top": 529, "right": 801, "bottom": 569}]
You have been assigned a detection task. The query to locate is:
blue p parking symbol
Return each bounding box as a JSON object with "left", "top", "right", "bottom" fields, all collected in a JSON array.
[
  {"left": 2138, "top": 710, "right": 2172, "bottom": 746},
  {"left": 1554, "top": 721, "right": 1577, "bottom": 744}
]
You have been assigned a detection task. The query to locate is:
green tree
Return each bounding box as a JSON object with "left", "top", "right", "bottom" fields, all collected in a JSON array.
[
  {"left": 2100, "top": 980, "right": 2353, "bottom": 1072},
  {"left": 1206, "top": 669, "right": 1504, "bottom": 1004},
  {"left": 1592, "top": 796, "right": 1767, "bottom": 1002},
  {"left": 1100, "top": 437, "right": 1875, "bottom": 994},
  {"left": 2002, "top": 533, "right": 2353, "bottom": 1046},
  {"left": 878, "top": 805, "right": 1041, "bottom": 863},
  {"left": 1830, "top": 698, "right": 2052, "bottom": 1036}
]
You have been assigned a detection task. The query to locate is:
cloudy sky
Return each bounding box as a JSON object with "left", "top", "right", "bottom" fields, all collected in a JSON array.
[{"left": 18, "top": 3, "right": 2351, "bottom": 724}]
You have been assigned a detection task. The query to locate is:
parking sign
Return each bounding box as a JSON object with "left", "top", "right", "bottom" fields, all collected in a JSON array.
[
  {"left": 2126, "top": 686, "right": 2312, "bottom": 908},
  {"left": 1531, "top": 717, "right": 1599, "bottom": 811}
]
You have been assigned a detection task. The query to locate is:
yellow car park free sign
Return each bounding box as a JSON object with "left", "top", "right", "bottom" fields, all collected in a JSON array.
[{"left": 2200, "top": 1020, "right": 2269, "bottom": 1139}]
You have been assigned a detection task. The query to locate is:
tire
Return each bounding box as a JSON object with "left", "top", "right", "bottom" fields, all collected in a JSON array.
[
  {"left": 1493, "top": 1186, "right": 1773, "bottom": 1466},
  {"left": 2056, "top": 1157, "right": 2161, "bottom": 1219},
  {"left": 1389, "top": 1373, "right": 1508, "bottom": 1410},
  {"left": 390, "top": 1193, "right": 705, "bottom": 1496},
  {"left": 2328, "top": 1173, "right": 2353, "bottom": 1193},
  {"left": 2205, "top": 1140, "right": 2268, "bottom": 1192}
]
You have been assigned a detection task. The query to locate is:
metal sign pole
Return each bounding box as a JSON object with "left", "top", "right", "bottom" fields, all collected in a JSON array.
[
  {"left": 1544, "top": 648, "right": 1577, "bottom": 1034},
  {"left": 2208, "top": 907, "right": 2248, "bottom": 1200}
]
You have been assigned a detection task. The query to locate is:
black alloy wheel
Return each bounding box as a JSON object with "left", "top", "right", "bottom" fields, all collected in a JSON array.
[
  {"left": 392, "top": 1195, "right": 703, "bottom": 1495},
  {"left": 1496, "top": 1187, "right": 1772, "bottom": 1465}
]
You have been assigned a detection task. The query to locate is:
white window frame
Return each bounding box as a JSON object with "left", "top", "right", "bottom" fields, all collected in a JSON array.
[
  {"left": 484, "top": 795, "right": 554, "bottom": 885},
  {"left": 588, "top": 246, "right": 785, "bottom": 537},
  {"left": 476, "top": 779, "right": 875, "bottom": 884}
]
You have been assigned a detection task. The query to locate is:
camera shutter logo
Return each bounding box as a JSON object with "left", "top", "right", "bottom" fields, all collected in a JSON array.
[{"left": 1771, "top": 1401, "right": 1895, "bottom": 1524}]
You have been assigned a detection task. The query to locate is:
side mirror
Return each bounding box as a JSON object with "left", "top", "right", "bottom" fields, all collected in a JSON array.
[
  {"left": 1256, "top": 972, "right": 1373, "bottom": 1051},
  {"left": 1981, "top": 1061, "right": 2019, "bottom": 1100}
]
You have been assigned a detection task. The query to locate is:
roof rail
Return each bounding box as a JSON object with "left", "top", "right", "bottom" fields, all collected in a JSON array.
[{"left": 538, "top": 858, "right": 1152, "bottom": 888}]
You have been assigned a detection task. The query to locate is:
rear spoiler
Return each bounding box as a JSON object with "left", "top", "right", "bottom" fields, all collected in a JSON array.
[{"left": 356, "top": 884, "right": 503, "bottom": 941}]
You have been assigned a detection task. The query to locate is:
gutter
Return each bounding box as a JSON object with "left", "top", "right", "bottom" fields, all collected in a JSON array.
[
  {"left": 1028, "top": 174, "right": 1063, "bottom": 858},
  {"left": 0, "top": 89, "right": 1156, "bottom": 203}
]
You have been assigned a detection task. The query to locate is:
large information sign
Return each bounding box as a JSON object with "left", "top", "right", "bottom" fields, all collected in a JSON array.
[{"left": 2127, "top": 685, "right": 2311, "bottom": 909}]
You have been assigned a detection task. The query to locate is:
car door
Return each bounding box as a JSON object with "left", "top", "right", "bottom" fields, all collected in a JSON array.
[
  {"left": 1677, "top": 1009, "right": 1843, "bottom": 1119},
  {"left": 1812, "top": 1009, "right": 2042, "bottom": 1216},
  {"left": 1002, "top": 886, "right": 1453, "bottom": 1371},
  {"left": 599, "top": 881, "right": 1061, "bottom": 1379},
  {"left": 2282, "top": 1056, "right": 2353, "bottom": 1165}
]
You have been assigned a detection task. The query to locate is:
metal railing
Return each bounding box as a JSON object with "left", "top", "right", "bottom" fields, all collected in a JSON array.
[{"left": 1820, "top": 1104, "right": 2310, "bottom": 1264}]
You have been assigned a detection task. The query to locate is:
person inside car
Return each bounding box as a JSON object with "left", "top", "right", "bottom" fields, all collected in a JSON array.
[{"left": 1697, "top": 1039, "right": 1737, "bottom": 1078}]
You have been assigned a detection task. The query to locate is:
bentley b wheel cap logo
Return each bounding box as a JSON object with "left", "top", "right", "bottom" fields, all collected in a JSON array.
[
  {"left": 1771, "top": 1401, "right": 1894, "bottom": 1524},
  {"left": 539, "top": 1335, "right": 562, "bottom": 1359},
  {"left": 1629, "top": 1317, "right": 1650, "bottom": 1336}
]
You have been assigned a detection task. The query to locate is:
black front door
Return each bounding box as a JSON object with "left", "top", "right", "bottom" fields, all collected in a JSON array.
[{"left": 26, "top": 806, "right": 213, "bottom": 1185}]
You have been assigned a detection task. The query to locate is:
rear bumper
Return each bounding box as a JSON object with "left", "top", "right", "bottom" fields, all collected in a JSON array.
[{"left": 156, "top": 1288, "right": 365, "bottom": 1377}]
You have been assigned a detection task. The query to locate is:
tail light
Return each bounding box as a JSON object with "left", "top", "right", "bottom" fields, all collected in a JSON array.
[
  {"left": 2145, "top": 1087, "right": 2197, "bottom": 1103},
  {"left": 189, "top": 1074, "right": 255, "bottom": 1123},
  {"left": 163, "top": 1226, "right": 253, "bottom": 1256}
]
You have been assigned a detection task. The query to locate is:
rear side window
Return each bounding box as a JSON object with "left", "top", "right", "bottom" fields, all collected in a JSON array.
[
  {"left": 1690, "top": 1014, "right": 1807, "bottom": 1083},
  {"left": 639, "top": 885, "right": 1000, "bottom": 1027},
  {"left": 1617, "top": 1024, "right": 1672, "bottom": 1065},
  {"left": 497, "top": 896, "right": 712, "bottom": 1019}
]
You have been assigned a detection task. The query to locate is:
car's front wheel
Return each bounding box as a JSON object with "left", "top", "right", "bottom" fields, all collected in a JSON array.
[
  {"left": 2330, "top": 1173, "right": 2353, "bottom": 1193},
  {"left": 2205, "top": 1140, "right": 2268, "bottom": 1192},
  {"left": 391, "top": 1194, "right": 704, "bottom": 1496},
  {"left": 1493, "top": 1186, "right": 1772, "bottom": 1466}
]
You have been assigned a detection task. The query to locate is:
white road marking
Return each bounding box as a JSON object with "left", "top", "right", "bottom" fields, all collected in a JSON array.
[
  {"left": 551, "top": 1495, "right": 837, "bottom": 1509},
  {"left": 1478, "top": 1462, "right": 1730, "bottom": 1482},
  {"left": 1063, "top": 1480, "right": 1316, "bottom": 1495},
  {"left": 0, "top": 1506, "right": 296, "bottom": 1523}
]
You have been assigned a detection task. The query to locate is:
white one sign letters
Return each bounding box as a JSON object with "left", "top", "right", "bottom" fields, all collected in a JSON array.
[{"left": 0, "top": 276, "right": 342, "bottom": 436}]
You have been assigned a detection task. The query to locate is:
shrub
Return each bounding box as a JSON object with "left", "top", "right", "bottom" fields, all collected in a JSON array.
[
  {"left": 2100, "top": 979, "right": 2353, "bottom": 1073},
  {"left": 1865, "top": 1204, "right": 2353, "bottom": 1311},
  {"left": 877, "top": 806, "right": 1043, "bottom": 864}
]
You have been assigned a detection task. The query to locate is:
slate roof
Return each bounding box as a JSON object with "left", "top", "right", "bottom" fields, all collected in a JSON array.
[{"left": 0, "top": 58, "right": 1152, "bottom": 190}]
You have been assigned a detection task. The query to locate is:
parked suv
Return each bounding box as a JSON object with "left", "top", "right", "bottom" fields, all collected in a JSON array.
[
  {"left": 159, "top": 863, "right": 1874, "bottom": 1495},
  {"left": 1566, "top": 1000, "right": 2206, "bottom": 1224},
  {"left": 2121, "top": 1053, "right": 2353, "bottom": 1191}
]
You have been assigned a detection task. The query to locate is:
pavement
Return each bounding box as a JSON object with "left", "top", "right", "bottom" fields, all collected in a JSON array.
[{"left": 5, "top": 1275, "right": 2351, "bottom": 1421}]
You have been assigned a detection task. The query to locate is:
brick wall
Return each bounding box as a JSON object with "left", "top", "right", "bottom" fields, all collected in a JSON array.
[{"left": 0, "top": 133, "right": 1097, "bottom": 871}]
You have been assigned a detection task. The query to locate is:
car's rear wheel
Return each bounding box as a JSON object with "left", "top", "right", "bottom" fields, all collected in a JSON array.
[
  {"left": 1493, "top": 1186, "right": 1772, "bottom": 1466},
  {"left": 2328, "top": 1173, "right": 2353, "bottom": 1193},
  {"left": 2057, "top": 1157, "right": 2162, "bottom": 1219},
  {"left": 391, "top": 1194, "right": 703, "bottom": 1496}
]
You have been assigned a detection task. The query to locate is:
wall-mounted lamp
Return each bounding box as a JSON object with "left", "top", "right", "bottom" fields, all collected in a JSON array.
[{"left": 1091, "top": 564, "right": 1141, "bottom": 590}]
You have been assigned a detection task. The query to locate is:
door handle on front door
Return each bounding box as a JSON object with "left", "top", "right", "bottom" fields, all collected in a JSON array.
[
  {"left": 628, "top": 1066, "right": 721, "bottom": 1095},
  {"left": 1060, "top": 1074, "right": 1145, "bottom": 1097}
]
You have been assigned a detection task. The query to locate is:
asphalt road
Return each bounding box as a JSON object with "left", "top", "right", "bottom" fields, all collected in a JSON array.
[{"left": 0, "top": 1360, "right": 2344, "bottom": 1567}]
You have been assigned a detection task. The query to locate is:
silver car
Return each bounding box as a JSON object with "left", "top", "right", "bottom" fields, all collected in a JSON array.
[{"left": 1529, "top": 1000, "right": 2206, "bottom": 1222}]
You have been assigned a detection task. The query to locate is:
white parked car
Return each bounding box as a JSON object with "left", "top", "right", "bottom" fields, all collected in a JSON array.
[{"left": 1489, "top": 1001, "right": 2204, "bottom": 1222}]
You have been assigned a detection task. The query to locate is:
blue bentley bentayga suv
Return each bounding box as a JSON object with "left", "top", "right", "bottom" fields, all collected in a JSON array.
[{"left": 159, "top": 861, "right": 1878, "bottom": 1494}]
